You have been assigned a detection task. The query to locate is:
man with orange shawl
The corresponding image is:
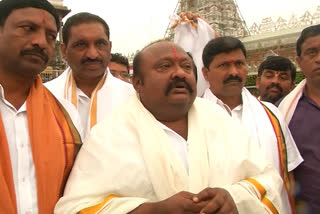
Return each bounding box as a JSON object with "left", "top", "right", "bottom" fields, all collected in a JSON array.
[{"left": 0, "top": 0, "right": 82, "bottom": 213}]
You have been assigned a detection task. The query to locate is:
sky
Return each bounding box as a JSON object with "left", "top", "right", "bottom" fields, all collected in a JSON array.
[{"left": 62, "top": 0, "right": 320, "bottom": 55}]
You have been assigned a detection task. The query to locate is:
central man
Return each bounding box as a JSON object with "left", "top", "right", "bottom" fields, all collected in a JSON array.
[{"left": 55, "top": 40, "right": 284, "bottom": 214}]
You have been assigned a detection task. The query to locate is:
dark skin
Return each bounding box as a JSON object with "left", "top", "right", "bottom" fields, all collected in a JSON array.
[
  {"left": 296, "top": 35, "right": 320, "bottom": 105},
  {"left": 132, "top": 42, "right": 197, "bottom": 140},
  {"left": 61, "top": 22, "right": 112, "bottom": 98},
  {"left": 130, "top": 41, "right": 238, "bottom": 214},
  {"left": 0, "top": 8, "right": 57, "bottom": 109},
  {"left": 202, "top": 49, "right": 247, "bottom": 111}
]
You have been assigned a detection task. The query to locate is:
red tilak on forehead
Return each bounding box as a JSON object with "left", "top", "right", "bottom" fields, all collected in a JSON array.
[
  {"left": 229, "top": 60, "right": 236, "bottom": 64},
  {"left": 42, "top": 11, "right": 46, "bottom": 25},
  {"left": 170, "top": 45, "right": 178, "bottom": 59}
]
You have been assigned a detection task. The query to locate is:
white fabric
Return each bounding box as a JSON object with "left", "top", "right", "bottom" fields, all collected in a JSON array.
[
  {"left": 278, "top": 79, "right": 306, "bottom": 124},
  {"left": 160, "top": 122, "right": 189, "bottom": 172},
  {"left": 0, "top": 84, "right": 82, "bottom": 214},
  {"left": 173, "top": 17, "right": 214, "bottom": 96},
  {"left": 203, "top": 87, "right": 303, "bottom": 214},
  {"left": 45, "top": 67, "right": 135, "bottom": 138},
  {"left": 55, "top": 94, "right": 285, "bottom": 214}
]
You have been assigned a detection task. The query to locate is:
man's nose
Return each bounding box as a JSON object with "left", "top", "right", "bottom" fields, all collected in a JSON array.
[
  {"left": 271, "top": 75, "right": 280, "bottom": 84},
  {"left": 172, "top": 65, "right": 187, "bottom": 79},
  {"left": 31, "top": 30, "right": 48, "bottom": 50},
  {"left": 229, "top": 64, "right": 239, "bottom": 75},
  {"left": 315, "top": 51, "right": 320, "bottom": 64},
  {"left": 86, "top": 45, "right": 99, "bottom": 59}
]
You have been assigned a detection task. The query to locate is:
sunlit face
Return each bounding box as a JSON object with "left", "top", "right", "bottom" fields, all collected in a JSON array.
[
  {"left": 61, "top": 22, "right": 111, "bottom": 79},
  {"left": 109, "top": 61, "right": 130, "bottom": 83},
  {"left": 296, "top": 35, "right": 320, "bottom": 85},
  {"left": 132, "top": 41, "right": 197, "bottom": 118},
  {"left": 202, "top": 49, "right": 247, "bottom": 98},
  {"left": 0, "top": 7, "right": 57, "bottom": 78},
  {"left": 256, "top": 69, "right": 294, "bottom": 104}
]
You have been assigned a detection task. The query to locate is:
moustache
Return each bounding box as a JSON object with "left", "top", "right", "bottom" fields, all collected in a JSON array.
[
  {"left": 223, "top": 75, "right": 242, "bottom": 84},
  {"left": 81, "top": 58, "right": 103, "bottom": 64},
  {"left": 266, "top": 83, "right": 283, "bottom": 93},
  {"left": 21, "top": 47, "right": 48, "bottom": 63},
  {"left": 165, "top": 78, "right": 194, "bottom": 96}
]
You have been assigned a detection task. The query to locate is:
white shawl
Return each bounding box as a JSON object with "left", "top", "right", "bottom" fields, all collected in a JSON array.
[
  {"left": 173, "top": 17, "right": 215, "bottom": 96},
  {"left": 55, "top": 94, "right": 284, "bottom": 214},
  {"left": 278, "top": 79, "right": 306, "bottom": 124}
]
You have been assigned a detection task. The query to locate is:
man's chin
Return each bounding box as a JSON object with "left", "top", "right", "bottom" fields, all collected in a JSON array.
[
  {"left": 21, "top": 61, "right": 46, "bottom": 75},
  {"left": 264, "top": 94, "right": 282, "bottom": 103}
]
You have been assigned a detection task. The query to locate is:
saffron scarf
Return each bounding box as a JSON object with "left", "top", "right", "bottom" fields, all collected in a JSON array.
[
  {"left": 0, "top": 76, "right": 81, "bottom": 213},
  {"left": 64, "top": 71, "right": 107, "bottom": 128}
]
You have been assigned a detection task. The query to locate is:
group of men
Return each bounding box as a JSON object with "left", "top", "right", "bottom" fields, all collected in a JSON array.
[{"left": 0, "top": 0, "right": 319, "bottom": 213}]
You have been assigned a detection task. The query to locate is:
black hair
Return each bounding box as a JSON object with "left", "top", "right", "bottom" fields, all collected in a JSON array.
[
  {"left": 258, "top": 55, "right": 296, "bottom": 82},
  {"left": 296, "top": 24, "right": 320, "bottom": 57},
  {"left": 62, "top": 12, "right": 110, "bottom": 45},
  {"left": 186, "top": 52, "right": 198, "bottom": 82},
  {"left": 110, "top": 53, "right": 129, "bottom": 72},
  {"left": 202, "top": 36, "right": 247, "bottom": 68},
  {"left": 0, "top": 0, "right": 60, "bottom": 30}
]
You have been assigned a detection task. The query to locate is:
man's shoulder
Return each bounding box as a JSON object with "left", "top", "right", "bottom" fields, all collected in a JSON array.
[
  {"left": 56, "top": 97, "right": 84, "bottom": 139},
  {"left": 261, "top": 101, "right": 282, "bottom": 117},
  {"left": 44, "top": 70, "right": 68, "bottom": 96},
  {"left": 103, "top": 73, "right": 135, "bottom": 95},
  {"left": 194, "top": 97, "right": 240, "bottom": 125}
]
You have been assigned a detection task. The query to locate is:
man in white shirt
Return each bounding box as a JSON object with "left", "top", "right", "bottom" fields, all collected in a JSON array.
[
  {"left": 0, "top": 0, "right": 82, "bottom": 213},
  {"left": 55, "top": 40, "right": 285, "bottom": 214},
  {"left": 45, "top": 12, "right": 134, "bottom": 138},
  {"left": 201, "top": 36, "right": 303, "bottom": 214}
]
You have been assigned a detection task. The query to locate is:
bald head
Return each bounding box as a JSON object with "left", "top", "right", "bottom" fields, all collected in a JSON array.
[{"left": 133, "top": 40, "right": 197, "bottom": 80}]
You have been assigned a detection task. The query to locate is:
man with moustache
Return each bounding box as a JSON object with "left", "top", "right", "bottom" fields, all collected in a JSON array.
[
  {"left": 278, "top": 24, "right": 320, "bottom": 213},
  {"left": 0, "top": 0, "right": 82, "bottom": 213},
  {"left": 256, "top": 55, "right": 296, "bottom": 105},
  {"left": 202, "top": 36, "right": 302, "bottom": 214},
  {"left": 55, "top": 40, "right": 284, "bottom": 214},
  {"left": 45, "top": 12, "right": 134, "bottom": 138}
]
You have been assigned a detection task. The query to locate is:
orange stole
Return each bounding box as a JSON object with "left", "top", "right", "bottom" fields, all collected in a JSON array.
[
  {"left": 261, "top": 103, "right": 295, "bottom": 214},
  {"left": 0, "top": 76, "right": 81, "bottom": 214},
  {"left": 65, "top": 71, "right": 107, "bottom": 129}
]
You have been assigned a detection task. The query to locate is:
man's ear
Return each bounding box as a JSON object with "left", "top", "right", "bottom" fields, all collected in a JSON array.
[
  {"left": 256, "top": 76, "right": 261, "bottom": 90},
  {"left": 295, "top": 56, "right": 305, "bottom": 76},
  {"left": 60, "top": 43, "right": 67, "bottom": 60},
  {"left": 295, "top": 56, "right": 301, "bottom": 67},
  {"left": 202, "top": 67, "right": 209, "bottom": 81},
  {"left": 132, "top": 75, "right": 142, "bottom": 93}
]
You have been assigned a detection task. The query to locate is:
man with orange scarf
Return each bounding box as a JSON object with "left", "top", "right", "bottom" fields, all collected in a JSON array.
[
  {"left": 0, "top": 0, "right": 82, "bottom": 213},
  {"left": 45, "top": 12, "right": 135, "bottom": 138}
]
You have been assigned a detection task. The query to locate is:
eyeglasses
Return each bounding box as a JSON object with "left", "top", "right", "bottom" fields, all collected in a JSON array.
[{"left": 110, "top": 70, "right": 131, "bottom": 80}]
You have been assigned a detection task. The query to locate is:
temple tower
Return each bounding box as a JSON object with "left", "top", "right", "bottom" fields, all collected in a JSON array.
[{"left": 165, "top": 0, "right": 249, "bottom": 38}]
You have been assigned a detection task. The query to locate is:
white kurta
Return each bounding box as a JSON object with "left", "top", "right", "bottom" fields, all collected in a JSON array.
[
  {"left": 55, "top": 94, "right": 285, "bottom": 214},
  {"left": 45, "top": 68, "right": 135, "bottom": 138},
  {"left": 203, "top": 87, "right": 303, "bottom": 213},
  {"left": 0, "top": 84, "right": 82, "bottom": 214}
]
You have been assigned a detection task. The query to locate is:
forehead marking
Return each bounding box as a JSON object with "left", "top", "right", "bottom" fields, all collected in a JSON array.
[
  {"left": 42, "top": 11, "right": 46, "bottom": 25},
  {"left": 170, "top": 45, "right": 178, "bottom": 59}
]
